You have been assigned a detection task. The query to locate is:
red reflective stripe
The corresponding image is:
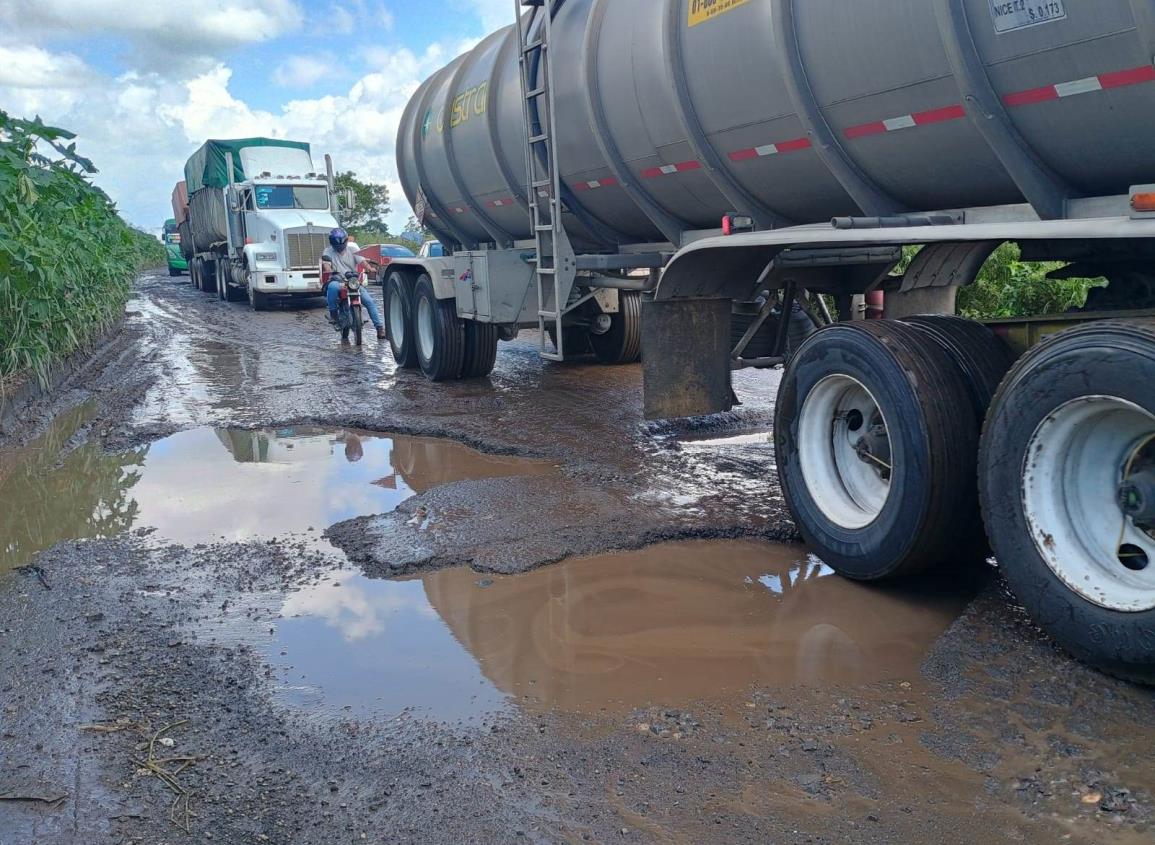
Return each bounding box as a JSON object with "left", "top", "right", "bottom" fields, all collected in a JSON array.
[
  {"left": 844, "top": 121, "right": 887, "bottom": 139},
  {"left": 1003, "top": 85, "right": 1059, "bottom": 107},
  {"left": 776, "top": 137, "right": 812, "bottom": 153},
  {"left": 728, "top": 148, "right": 759, "bottom": 162},
  {"left": 913, "top": 104, "right": 966, "bottom": 125},
  {"left": 675, "top": 160, "right": 701, "bottom": 172},
  {"left": 1099, "top": 64, "right": 1155, "bottom": 90},
  {"left": 640, "top": 167, "right": 664, "bottom": 178}
]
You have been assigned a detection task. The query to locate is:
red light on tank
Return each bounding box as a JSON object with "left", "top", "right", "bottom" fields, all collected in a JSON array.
[{"left": 722, "top": 214, "right": 754, "bottom": 236}]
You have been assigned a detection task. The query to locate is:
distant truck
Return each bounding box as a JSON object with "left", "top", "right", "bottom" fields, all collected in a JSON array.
[
  {"left": 161, "top": 218, "right": 187, "bottom": 277},
  {"left": 177, "top": 138, "right": 351, "bottom": 310}
]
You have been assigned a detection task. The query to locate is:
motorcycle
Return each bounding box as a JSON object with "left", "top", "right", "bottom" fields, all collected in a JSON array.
[{"left": 333, "top": 270, "right": 367, "bottom": 346}]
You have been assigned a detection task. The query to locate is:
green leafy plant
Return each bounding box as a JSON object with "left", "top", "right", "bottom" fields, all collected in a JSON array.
[
  {"left": 956, "top": 242, "right": 1103, "bottom": 319},
  {"left": 894, "top": 243, "right": 1103, "bottom": 319},
  {"left": 0, "top": 110, "right": 164, "bottom": 389}
]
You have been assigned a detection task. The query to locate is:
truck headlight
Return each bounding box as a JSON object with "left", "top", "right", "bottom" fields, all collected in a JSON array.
[{"left": 255, "top": 252, "right": 278, "bottom": 262}]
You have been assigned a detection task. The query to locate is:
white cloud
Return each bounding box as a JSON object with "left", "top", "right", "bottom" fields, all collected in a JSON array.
[
  {"left": 0, "top": 2, "right": 508, "bottom": 234},
  {"left": 0, "top": 0, "right": 304, "bottom": 44},
  {"left": 273, "top": 56, "right": 334, "bottom": 88},
  {"left": 0, "top": 0, "right": 305, "bottom": 74},
  {"left": 460, "top": 0, "right": 516, "bottom": 31},
  {"left": 0, "top": 45, "right": 93, "bottom": 89}
]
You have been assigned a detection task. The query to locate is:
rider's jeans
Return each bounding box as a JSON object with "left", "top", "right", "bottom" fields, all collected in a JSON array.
[{"left": 326, "top": 282, "right": 382, "bottom": 328}]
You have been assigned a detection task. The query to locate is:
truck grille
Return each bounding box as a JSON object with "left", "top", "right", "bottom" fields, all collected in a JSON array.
[{"left": 286, "top": 232, "right": 328, "bottom": 270}]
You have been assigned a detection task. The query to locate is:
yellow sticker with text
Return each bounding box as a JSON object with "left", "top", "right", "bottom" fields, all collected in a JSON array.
[{"left": 688, "top": 0, "right": 752, "bottom": 27}]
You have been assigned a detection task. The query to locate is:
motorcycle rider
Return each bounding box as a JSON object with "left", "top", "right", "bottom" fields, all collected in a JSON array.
[{"left": 321, "top": 228, "right": 386, "bottom": 340}]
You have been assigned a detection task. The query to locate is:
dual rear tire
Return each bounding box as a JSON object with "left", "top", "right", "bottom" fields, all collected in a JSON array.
[
  {"left": 777, "top": 316, "right": 1155, "bottom": 682},
  {"left": 979, "top": 322, "right": 1155, "bottom": 683},
  {"left": 386, "top": 271, "right": 498, "bottom": 381},
  {"left": 775, "top": 319, "right": 992, "bottom": 580}
]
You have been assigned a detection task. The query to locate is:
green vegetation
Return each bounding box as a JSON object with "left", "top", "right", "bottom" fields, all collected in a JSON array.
[
  {"left": 0, "top": 403, "right": 146, "bottom": 574},
  {"left": 956, "top": 242, "right": 1104, "bottom": 320},
  {"left": 395, "top": 215, "right": 435, "bottom": 254},
  {"left": 896, "top": 243, "right": 1104, "bottom": 320},
  {"left": 0, "top": 110, "right": 164, "bottom": 388},
  {"left": 334, "top": 170, "right": 391, "bottom": 235}
]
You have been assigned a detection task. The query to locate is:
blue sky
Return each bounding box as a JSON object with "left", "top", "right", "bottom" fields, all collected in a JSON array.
[{"left": 0, "top": 0, "right": 515, "bottom": 233}]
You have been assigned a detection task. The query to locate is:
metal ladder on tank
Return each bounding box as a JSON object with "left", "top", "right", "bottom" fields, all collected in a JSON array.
[{"left": 516, "top": 0, "right": 578, "bottom": 362}]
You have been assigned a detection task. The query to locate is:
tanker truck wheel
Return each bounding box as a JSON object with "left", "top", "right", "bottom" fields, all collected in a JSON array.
[
  {"left": 589, "top": 290, "right": 642, "bottom": 365},
  {"left": 413, "top": 273, "right": 465, "bottom": 382},
  {"left": 461, "top": 322, "right": 498, "bottom": 379},
  {"left": 903, "top": 316, "right": 1015, "bottom": 424},
  {"left": 190, "top": 258, "right": 202, "bottom": 291},
  {"left": 385, "top": 271, "right": 419, "bottom": 369},
  {"left": 979, "top": 322, "right": 1155, "bottom": 683},
  {"left": 546, "top": 325, "right": 591, "bottom": 358},
  {"left": 775, "top": 321, "right": 981, "bottom": 580}
]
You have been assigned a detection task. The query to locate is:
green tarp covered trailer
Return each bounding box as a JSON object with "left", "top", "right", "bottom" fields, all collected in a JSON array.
[{"left": 183, "top": 138, "right": 313, "bottom": 194}]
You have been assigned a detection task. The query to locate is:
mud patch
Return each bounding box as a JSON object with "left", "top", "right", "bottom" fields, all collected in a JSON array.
[
  {"left": 0, "top": 422, "right": 553, "bottom": 572},
  {"left": 263, "top": 539, "right": 974, "bottom": 721}
]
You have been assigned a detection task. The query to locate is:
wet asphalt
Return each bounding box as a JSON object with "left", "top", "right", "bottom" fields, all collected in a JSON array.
[{"left": 1, "top": 270, "right": 1153, "bottom": 844}]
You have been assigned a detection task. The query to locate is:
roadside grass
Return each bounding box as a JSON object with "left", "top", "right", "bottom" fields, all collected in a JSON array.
[{"left": 0, "top": 110, "right": 164, "bottom": 390}]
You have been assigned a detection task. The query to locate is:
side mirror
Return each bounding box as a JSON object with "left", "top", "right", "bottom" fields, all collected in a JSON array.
[{"left": 342, "top": 188, "right": 356, "bottom": 210}]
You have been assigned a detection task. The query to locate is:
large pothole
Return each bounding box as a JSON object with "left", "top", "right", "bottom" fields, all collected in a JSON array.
[{"left": 2, "top": 412, "right": 974, "bottom": 725}]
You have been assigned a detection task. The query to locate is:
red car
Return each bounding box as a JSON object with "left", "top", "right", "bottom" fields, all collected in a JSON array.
[{"left": 356, "top": 244, "right": 417, "bottom": 284}]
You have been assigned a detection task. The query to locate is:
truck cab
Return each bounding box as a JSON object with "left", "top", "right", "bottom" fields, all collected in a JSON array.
[
  {"left": 183, "top": 139, "right": 348, "bottom": 310},
  {"left": 229, "top": 177, "right": 340, "bottom": 306},
  {"left": 162, "top": 218, "right": 187, "bottom": 277}
]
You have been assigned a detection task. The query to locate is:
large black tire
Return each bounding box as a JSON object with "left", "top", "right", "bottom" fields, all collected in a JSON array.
[
  {"left": 461, "top": 321, "right": 499, "bottom": 379},
  {"left": 248, "top": 279, "right": 269, "bottom": 312},
  {"left": 215, "top": 262, "right": 241, "bottom": 303},
  {"left": 903, "top": 315, "right": 1015, "bottom": 425},
  {"left": 385, "top": 271, "right": 420, "bottom": 369},
  {"left": 190, "top": 259, "right": 202, "bottom": 291},
  {"left": 979, "top": 322, "right": 1155, "bottom": 684},
  {"left": 168, "top": 266, "right": 182, "bottom": 278},
  {"left": 545, "top": 325, "right": 592, "bottom": 358},
  {"left": 199, "top": 259, "right": 217, "bottom": 295},
  {"left": 413, "top": 274, "right": 464, "bottom": 381},
  {"left": 590, "top": 290, "right": 642, "bottom": 365},
  {"left": 775, "top": 320, "right": 981, "bottom": 580}
]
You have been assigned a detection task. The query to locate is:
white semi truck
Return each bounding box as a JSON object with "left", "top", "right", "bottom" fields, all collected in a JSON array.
[{"left": 180, "top": 138, "right": 352, "bottom": 311}]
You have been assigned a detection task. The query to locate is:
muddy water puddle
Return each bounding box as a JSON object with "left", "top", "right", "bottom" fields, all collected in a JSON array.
[
  {"left": 267, "top": 540, "right": 974, "bottom": 721},
  {"left": 0, "top": 416, "right": 552, "bottom": 571}
]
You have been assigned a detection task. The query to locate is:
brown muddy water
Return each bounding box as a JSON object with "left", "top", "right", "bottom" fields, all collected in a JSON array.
[
  {"left": 1, "top": 411, "right": 972, "bottom": 724},
  {"left": 269, "top": 541, "right": 972, "bottom": 721},
  {"left": 0, "top": 411, "right": 552, "bottom": 572}
]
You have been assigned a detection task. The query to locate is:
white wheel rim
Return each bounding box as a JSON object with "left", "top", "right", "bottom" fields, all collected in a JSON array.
[
  {"left": 798, "top": 374, "right": 893, "bottom": 530},
  {"left": 417, "top": 295, "right": 435, "bottom": 362},
  {"left": 389, "top": 286, "right": 406, "bottom": 348},
  {"left": 1022, "top": 396, "right": 1155, "bottom": 612}
]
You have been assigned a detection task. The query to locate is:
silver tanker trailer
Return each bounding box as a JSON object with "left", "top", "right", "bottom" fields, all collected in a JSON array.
[{"left": 388, "top": 0, "right": 1155, "bottom": 683}]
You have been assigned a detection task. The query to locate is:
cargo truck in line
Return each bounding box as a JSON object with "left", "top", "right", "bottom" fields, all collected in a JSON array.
[
  {"left": 385, "top": 0, "right": 1155, "bottom": 682},
  {"left": 162, "top": 218, "right": 187, "bottom": 277},
  {"left": 175, "top": 138, "right": 354, "bottom": 311}
]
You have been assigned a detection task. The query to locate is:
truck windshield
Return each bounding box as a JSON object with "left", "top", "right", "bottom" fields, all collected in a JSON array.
[{"left": 253, "top": 185, "right": 329, "bottom": 211}]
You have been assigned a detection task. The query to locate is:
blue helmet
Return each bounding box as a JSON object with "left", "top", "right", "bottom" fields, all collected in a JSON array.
[{"left": 328, "top": 228, "right": 349, "bottom": 251}]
